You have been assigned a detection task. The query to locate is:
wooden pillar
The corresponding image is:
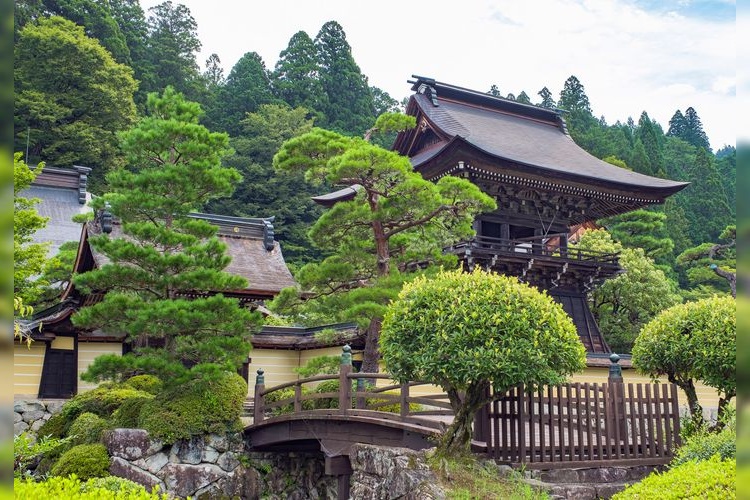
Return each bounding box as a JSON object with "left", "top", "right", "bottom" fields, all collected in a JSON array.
[
  {"left": 253, "top": 369, "right": 265, "bottom": 423},
  {"left": 339, "top": 345, "right": 352, "bottom": 413},
  {"left": 559, "top": 233, "right": 568, "bottom": 258},
  {"left": 326, "top": 456, "right": 352, "bottom": 500}
]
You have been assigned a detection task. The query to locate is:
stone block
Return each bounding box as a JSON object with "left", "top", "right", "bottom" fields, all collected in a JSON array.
[
  {"left": 550, "top": 484, "right": 597, "bottom": 500},
  {"left": 201, "top": 446, "right": 220, "bottom": 464},
  {"left": 206, "top": 433, "right": 228, "bottom": 452},
  {"left": 13, "top": 412, "right": 22, "bottom": 423},
  {"left": 45, "top": 400, "right": 65, "bottom": 414},
  {"left": 104, "top": 429, "right": 164, "bottom": 460},
  {"left": 110, "top": 457, "right": 165, "bottom": 492},
  {"left": 22, "top": 410, "right": 46, "bottom": 423},
  {"left": 161, "top": 463, "right": 225, "bottom": 498},
  {"left": 14, "top": 421, "right": 29, "bottom": 436},
  {"left": 30, "top": 419, "right": 46, "bottom": 432},
  {"left": 171, "top": 436, "right": 205, "bottom": 465},
  {"left": 133, "top": 451, "right": 169, "bottom": 475},
  {"left": 596, "top": 483, "right": 629, "bottom": 499},
  {"left": 15, "top": 401, "right": 44, "bottom": 413},
  {"left": 217, "top": 451, "right": 240, "bottom": 472}
]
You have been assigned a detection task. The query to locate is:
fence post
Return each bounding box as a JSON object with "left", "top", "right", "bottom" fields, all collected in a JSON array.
[
  {"left": 608, "top": 354, "right": 628, "bottom": 445},
  {"left": 253, "top": 369, "right": 265, "bottom": 423},
  {"left": 339, "top": 345, "right": 352, "bottom": 413}
]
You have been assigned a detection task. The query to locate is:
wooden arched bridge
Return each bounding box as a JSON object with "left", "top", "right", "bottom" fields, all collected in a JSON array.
[{"left": 244, "top": 346, "right": 682, "bottom": 499}]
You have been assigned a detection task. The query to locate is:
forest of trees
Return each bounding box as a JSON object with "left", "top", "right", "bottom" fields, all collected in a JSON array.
[{"left": 14, "top": 1, "right": 735, "bottom": 353}]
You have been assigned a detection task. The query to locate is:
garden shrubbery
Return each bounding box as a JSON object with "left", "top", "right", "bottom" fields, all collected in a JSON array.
[
  {"left": 50, "top": 443, "right": 110, "bottom": 480},
  {"left": 68, "top": 412, "right": 108, "bottom": 446},
  {"left": 138, "top": 372, "right": 247, "bottom": 443},
  {"left": 14, "top": 475, "right": 169, "bottom": 499},
  {"left": 123, "top": 374, "right": 163, "bottom": 395}
]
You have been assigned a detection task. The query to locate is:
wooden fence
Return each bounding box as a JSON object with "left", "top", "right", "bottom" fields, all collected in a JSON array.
[{"left": 474, "top": 381, "right": 681, "bottom": 467}]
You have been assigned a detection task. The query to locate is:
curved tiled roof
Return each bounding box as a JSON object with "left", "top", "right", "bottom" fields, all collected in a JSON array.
[{"left": 410, "top": 91, "right": 687, "bottom": 194}]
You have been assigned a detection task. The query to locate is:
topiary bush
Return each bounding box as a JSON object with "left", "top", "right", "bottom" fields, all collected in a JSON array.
[
  {"left": 50, "top": 443, "right": 110, "bottom": 480},
  {"left": 110, "top": 396, "right": 153, "bottom": 429},
  {"left": 138, "top": 372, "right": 247, "bottom": 443},
  {"left": 37, "top": 412, "right": 69, "bottom": 439},
  {"left": 68, "top": 413, "right": 108, "bottom": 446},
  {"left": 60, "top": 385, "right": 155, "bottom": 422},
  {"left": 612, "top": 455, "right": 735, "bottom": 499},
  {"left": 124, "top": 374, "right": 163, "bottom": 395}
]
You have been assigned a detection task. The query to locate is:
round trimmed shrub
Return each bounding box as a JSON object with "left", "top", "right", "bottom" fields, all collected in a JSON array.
[
  {"left": 612, "top": 455, "right": 735, "bottom": 499},
  {"left": 138, "top": 372, "right": 247, "bottom": 443},
  {"left": 50, "top": 443, "right": 110, "bottom": 480},
  {"left": 110, "top": 396, "right": 153, "bottom": 428},
  {"left": 61, "top": 385, "right": 154, "bottom": 421},
  {"left": 68, "top": 412, "right": 108, "bottom": 445},
  {"left": 37, "top": 412, "right": 68, "bottom": 439}
]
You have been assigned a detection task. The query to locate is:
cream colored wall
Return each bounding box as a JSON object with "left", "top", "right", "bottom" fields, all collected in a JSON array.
[
  {"left": 570, "top": 367, "right": 720, "bottom": 413},
  {"left": 14, "top": 342, "right": 45, "bottom": 398},
  {"left": 78, "top": 342, "right": 122, "bottom": 392},
  {"left": 247, "top": 349, "right": 301, "bottom": 396}
]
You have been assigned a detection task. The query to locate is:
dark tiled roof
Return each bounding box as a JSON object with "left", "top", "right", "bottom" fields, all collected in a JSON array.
[
  {"left": 22, "top": 185, "right": 89, "bottom": 258},
  {"left": 311, "top": 185, "right": 361, "bottom": 207},
  {"left": 88, "top": 213, "right": 296, "bottom": 296},
  {"left": 252, "top": 323, "right": 363, "bottom": 350},
  {"left": 410, "top": 91, "right": 686, "bottom": 193}
]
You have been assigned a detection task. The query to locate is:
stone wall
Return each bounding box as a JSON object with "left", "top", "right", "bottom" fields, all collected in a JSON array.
[
  {"left": 13, "top": 399, "right": 65, "bottom": 436},
  {"left": 104, "top": 429, "right": 339, "bottom": 499}
]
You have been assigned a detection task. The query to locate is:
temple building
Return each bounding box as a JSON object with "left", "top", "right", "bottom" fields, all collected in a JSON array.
[{"left": 392, "top": 76, "right": 688, "bottom": 354}]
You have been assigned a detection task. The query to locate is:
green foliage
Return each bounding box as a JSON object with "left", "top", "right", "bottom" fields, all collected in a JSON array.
[
  {"left": 73, "top": 87, "right": 260, "bottom": 386},
  {"left": 14, "top": 16, "right": 137, "bottom": 189},
  {"left": 60, "top": 385, "right": 154, "bottom": 422},
  {"left": 294, "top": 356, "right": 340, "bottom": 378},
  {"left": 124, "top": 374, "right": 163, "bottom": 395},
  {"left": 138, "top": 372, "right": 246, "bottom": 443},
  {"left": 35, "top": 240, "right": 79, "bottom": 310},
  {"left": 381, "top": 268, "right": 585, "bottom": 452},
  {"left": 632, "top": 295, "right": 736, "bottom": 421},
  {"left": 37, "top": 412, "right": 69, "bottom": 440},
  {"left": 673, "top": 417, "right": 736, "bottom": 466},
  {"left": 677, "top": 225, "right": 735, "bottom": 297},
  {"left": 271, "top": 30, "right": 326, "bottom": 120},
  {"left": 612, "top": 455, "right": 735, "bottom": 499},
  {"left": 13, "top": 153, "right": 49, "bottom": 304},
  {"left": 110, "top": 397, "right": 153, "bottom": 429},
  {"left": 264, "top": 386, "right": 314, "bottom": 415},
  {"left": 51, "top": 444, "right": 110, "bottom": 481},
  {"left": 605, "top": 209, "right": 674, "bottom": 261},
  {"left": 15, "top": 475, "right": 168, "bottom": 499},
  {"left": 68, "top": 413, "right": 108, "bottom": 446},
  {"left": 14, "top": 432, "right": 71, "bottom": 476},
  {"left": 574, "top": 229, "right": 681, "bottom": 353}
]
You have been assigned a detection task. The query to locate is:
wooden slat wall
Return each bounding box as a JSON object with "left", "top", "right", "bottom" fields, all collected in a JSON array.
[
  {"left": 14, "top": 343, "right": 46, "bottom": 397},
  {"left": 78, "top": 342, "right": 122, "bottom": 392},
  {"left": 483, "top": 382, "right": 681, "bottom": 466}
]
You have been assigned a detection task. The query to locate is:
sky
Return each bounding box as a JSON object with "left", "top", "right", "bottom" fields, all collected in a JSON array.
[{"left": 141, "top": 0, "right": 736, "bottom": 149}]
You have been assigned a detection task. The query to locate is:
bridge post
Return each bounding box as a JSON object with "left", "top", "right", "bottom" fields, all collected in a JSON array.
[
  {"left": 253, "top": 369, "right": 265, "bottom": 423},
  {"left": 608, "top": 354, "right": 628, "bottom": 444},
  {"left": 340, "top": 345, "right": 352, "bottom": 413}
]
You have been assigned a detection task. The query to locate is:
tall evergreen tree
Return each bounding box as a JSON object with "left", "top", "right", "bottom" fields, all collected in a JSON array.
[
  {"left": 205, "top": 51, "right": 276, "bottom": 136},
  {"left": 605, "top": 209, "right": 674, "bottom": 261},
  {"left": 271, "top": 30, "right": 326, "bottom": 119},
  {"left": 73, "top": 87, "right": 260, "bottom": 386},
  {"left": 144, "top": 1, "right": 203, "bottom": 101},
  {"left": 683, "top": 107, "right": 711, "bottom": 151},
  {"left": 636, "top": 111, "right": 665, "bottom": 177},
  {"left": 666, "top": 110, "right": 686, "bottom": 139},
  {"left": 203, "top": 53, "right": 224, "bottom": 87},
  {"left": 314, "top": 21, "right": 375, "bottom": 135},
  {"left": 14, "top": 16, "right": 137, "bottom": 190},
  {"left": 537, "top": 87, "right": 556, "bottom": 108},
  {"left": 558, "top": 75, "right": 591, "bottom": 114},
  {"left": 109, "top": 0, "right": 151, "bottom": 107},
  {"left": 681, "top": 147, "right": 732, "bottom": 245}
]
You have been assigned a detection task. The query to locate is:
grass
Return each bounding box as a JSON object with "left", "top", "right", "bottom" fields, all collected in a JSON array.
[{"left": 427, "top": 452, "right": 549, "bottom": 500}]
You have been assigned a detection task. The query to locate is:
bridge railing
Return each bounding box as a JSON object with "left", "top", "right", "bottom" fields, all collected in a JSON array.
[{"left": 253, "top": 345, "right": 452, "bottom": 426}]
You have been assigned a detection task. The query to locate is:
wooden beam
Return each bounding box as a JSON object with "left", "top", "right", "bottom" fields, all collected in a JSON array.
[{"left": 325, "top": 455, "right": 352, "bottom": 476}]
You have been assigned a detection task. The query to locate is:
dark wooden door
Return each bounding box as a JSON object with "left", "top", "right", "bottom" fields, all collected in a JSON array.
[{"left": 38, "top": 348, "right": 77, "bottom": 398}]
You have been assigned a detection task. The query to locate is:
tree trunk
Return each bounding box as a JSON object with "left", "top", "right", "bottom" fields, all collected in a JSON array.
[
  {"left": 714, "top": 393, "right": 734, "bottom": 430},
  {"left": 440, "top": 381, "right": 490, "bottom": 455},
  {"left": 361, "top": 317, "right": 382, "bottom": 374},
  {"left": 673, "top": 377, "right": 703, "bottom": 428}
]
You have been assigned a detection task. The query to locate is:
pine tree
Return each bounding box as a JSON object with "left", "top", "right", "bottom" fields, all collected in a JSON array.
[
  {"left": 516, "top": 91, "right": 531, "bottom": 104},
  {"left": 666, "top": 110, "right": 686, "bottom": 138},
  {"left": 683, "top": 107, "right": 711, "bottom": 151},
  {"left": 72, "top": 87, "right": 260, "bottom": 386},
  {"left": 636, "top": 111, "right": 665, "bottom": 177},
  {"left": 558, "top": 75, "right": 591, "bottom": 114},
  {"left": 536, "top": 86, "right": 556, "bottom": 108},
  {"left": 605, "top": 209, "right": 674, "bottom": 261},
  {"left": 271, "top": 30, "right": 326, "bottom": 119},
  {"left": 314, "top": 21, "right": 375, "bottom": 135}
]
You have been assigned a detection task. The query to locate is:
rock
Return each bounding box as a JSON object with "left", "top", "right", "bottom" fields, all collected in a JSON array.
[
  {"left": 110, "top": 457, "right": 165, "bottom": 492},
  {"left": 171, "top": 436, "right": 205, "bottom": 465},
  {"left": 206, "top": 433, "right": 228, "bottom": 452},
  {"left": 13, "top": 412, "right": 22, "bottom": 423},
  {"left": 14, "top": 421, "right": 29, "bottom": 436},
  {"left": 133, "top": 451, "right": 169, "bottom": 475},
  {"left": 161, "top": 463, "right": 226, "bottom": 498},
  {"left": 596, "top": 483, "right": 629, "bottom": 499},
  {"left": 549, "top": 484, "right": 597, "bottom": 500},
  {"left": 45, "top": 400, "right": 65, "bottom": 414},
  {"left": 104, "top": 429, "right": 164, "bottom": 461},
  {"left": 30, "top": 419, "right": 46, "bottom": 432},
  {"left": 217, "top": 452, "right": 240, "bottom": 472},
  {"left": 201, "top": 446, "right": 220, "bottom": 464},
  {"left": 15, "top": 401, "right": 44, "bottom": 413},
  {"left": 22, "top": 410, "right": 46, "bottom": 423}
]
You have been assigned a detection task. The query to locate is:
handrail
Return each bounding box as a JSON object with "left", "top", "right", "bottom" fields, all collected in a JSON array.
[{"left": 449, "top": 235, "right": 620, "bottom": 264}]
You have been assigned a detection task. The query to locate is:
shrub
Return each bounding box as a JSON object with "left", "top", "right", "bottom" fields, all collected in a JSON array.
[
  {"left": 264, "top": 386, "right": 314, "bottom": 414},
  {"left": 51, "top": 443, "right": 110, "bottom": 480},
  {"left": 37, "top": 412, "right": 69, "bottom": 439},
  {"left": 68, "top": 412, "right": 108, "bottom": 446},
  {"left": 138, "top": 372, "right": 247, "bottom": 443},
  {"left": 14, "top": 475, "right": 169, "bottom": 498},
  {"left": 673, "top": 420, "right": 736, "bottom": 466},
  {"left": 110, "top": 396, "right": 153, "bottom": 428},
  {"left": 14, "top": 432, "right": 71, "bottom": 476},
  {"left": 61, "top": 385, "right": 154, "bottom": 421},
  {"left": 613, "top": 455, "right": 735, "bottom": 499},
  {"left": 124, "top": 374, "right": 163, "bottom": 395}
]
